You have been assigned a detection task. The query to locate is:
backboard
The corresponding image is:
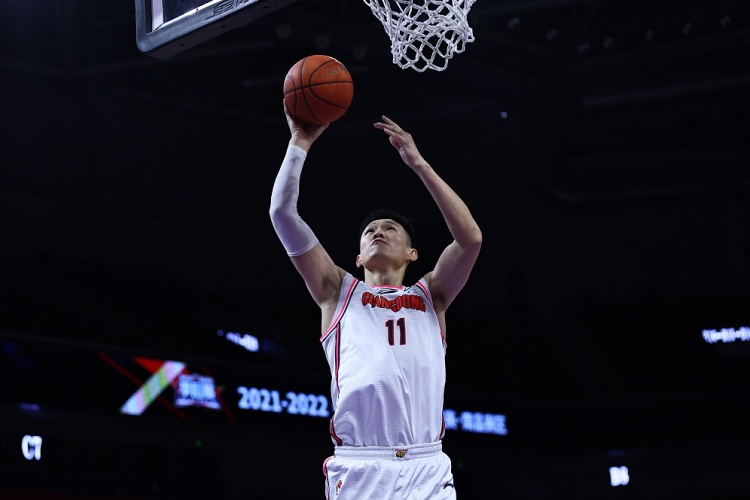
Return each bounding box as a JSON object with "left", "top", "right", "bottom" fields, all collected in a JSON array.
[{"left": 135, "top": 0, "right": 299, "bottom": 59}]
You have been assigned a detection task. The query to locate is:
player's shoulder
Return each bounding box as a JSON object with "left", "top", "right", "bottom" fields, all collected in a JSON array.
[
  {"left": 405, "top": 273, "right": 432, "bottom": 297},
  {"left": 418, "top": 271, "right": 433, "bottom": 289},
  {"left": 417, "top": 271, "right": 449, "bottom": 312}
]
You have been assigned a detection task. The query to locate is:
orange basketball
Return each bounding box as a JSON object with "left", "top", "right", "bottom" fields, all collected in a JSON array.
[{"left": 283, "top": 54, "right": 354, "bottom": 126}]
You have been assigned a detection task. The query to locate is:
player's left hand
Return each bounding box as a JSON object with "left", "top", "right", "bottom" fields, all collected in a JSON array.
[{"left": 374, "top": 115, "right": 428, "bottom": 172}]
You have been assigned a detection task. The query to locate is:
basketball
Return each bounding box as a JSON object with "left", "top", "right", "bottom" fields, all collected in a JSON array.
[{"left": 283, "top": 54, "right": 354, "bottom": 126}]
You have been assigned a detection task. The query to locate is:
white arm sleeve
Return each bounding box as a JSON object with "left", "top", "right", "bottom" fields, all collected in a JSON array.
[{"left": 269, "top": 145, "right": 319, "bottom": 257}]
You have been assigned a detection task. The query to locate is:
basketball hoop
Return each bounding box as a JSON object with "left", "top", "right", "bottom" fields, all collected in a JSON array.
[{"left": 361, "top": 0, "right": 476, "bottom": 72}]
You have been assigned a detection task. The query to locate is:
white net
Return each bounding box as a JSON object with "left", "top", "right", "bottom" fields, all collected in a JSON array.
[{"left": 362, "top": 0, "right": 476, "bottom": 72}]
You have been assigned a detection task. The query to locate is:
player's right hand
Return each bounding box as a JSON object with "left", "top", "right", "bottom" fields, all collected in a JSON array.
[{"left": 284, "top": 100, "right": 329, "bottom": 150}]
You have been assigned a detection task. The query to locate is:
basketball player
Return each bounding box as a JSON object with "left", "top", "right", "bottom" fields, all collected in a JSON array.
[{"left": 269, "top": 103, "right": 482, "bottom": 499}]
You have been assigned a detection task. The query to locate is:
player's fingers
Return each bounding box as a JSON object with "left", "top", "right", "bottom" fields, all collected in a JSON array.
[
  {"left": 388, "top": 119, "right": 402, "bottom": 131},
  {"left": 381, "top": 115, "right": 403, "bottom": 131}
]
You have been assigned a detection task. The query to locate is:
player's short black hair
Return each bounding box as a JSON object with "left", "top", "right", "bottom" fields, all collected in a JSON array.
[{"left": 358, "top": 209, "right": 416, "bottom": 248}]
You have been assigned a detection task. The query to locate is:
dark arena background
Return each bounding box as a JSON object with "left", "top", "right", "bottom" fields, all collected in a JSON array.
[{"left": 2, "top": 1, "right": 750, "bottom": 498}]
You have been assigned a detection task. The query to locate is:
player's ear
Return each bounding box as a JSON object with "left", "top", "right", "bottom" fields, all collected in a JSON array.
[
  {"left": 355, "top": 254, "right": 363, "bottom": 268},
  {"left": 407, "top": 248, "right": 418, "bottom": 262}
]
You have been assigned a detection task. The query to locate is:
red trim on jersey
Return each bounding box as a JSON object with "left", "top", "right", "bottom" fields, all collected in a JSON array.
[
  {"left": 414, "top": 278, "right": 433, "bottom": 307},
  {"left": 334, "top": 324, "right": 341, "bottom": 398},
  {"left": 415, "top": 278, "right": 447, "bottom": 348},
  {"left": 329, "top": 323, "right": 343, "bottom": 445},
  {"left": 320, "top": 277, "right": 359, "bottom": 342},
  {"left": 329, "top": 414, "right": 342, "bottom": 446},
  {"left": 323, "top": 456, "right": 332, "bottom": 500},
  {"left": 421, "top": 275, "right": 449, "bottom": 439},
  {"left": 322, "top": 276, "right": 358, "bottom": 447}
]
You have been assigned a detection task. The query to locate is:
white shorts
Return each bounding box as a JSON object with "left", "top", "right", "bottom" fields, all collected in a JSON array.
[{"left": 323, "top": 442, "right": 457, "bottom": 499}]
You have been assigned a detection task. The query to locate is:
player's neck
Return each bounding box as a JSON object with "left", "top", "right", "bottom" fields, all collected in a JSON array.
[{"left": 364, "top": 269, "right": 405, "bottom": 288}]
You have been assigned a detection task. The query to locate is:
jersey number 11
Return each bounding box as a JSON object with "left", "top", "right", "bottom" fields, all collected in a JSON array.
[{"left": 386, "top": 318, "right": 406, "bottom": 346}]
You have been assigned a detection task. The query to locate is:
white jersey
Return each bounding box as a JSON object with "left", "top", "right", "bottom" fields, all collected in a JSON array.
[{"left": 320, "top": 273, "right": 447, "bottom": 447}]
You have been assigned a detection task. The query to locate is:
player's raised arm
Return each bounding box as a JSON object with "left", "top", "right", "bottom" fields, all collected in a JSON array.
[
  {"left": 269, "top": 102, "right": 345, "bottom": 310},
  {"left": 374, "top": 115, "right": 482, "bottom": 311}
]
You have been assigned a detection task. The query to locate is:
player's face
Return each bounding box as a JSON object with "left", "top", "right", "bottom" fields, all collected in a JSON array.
[{"left": 357, "top": 219, "right": 414, "bottom": 268}]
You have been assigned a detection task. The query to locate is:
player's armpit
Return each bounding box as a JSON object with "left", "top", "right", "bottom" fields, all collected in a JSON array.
[{"left": 290, "top": 243, "right": 345, "bottom": 308}]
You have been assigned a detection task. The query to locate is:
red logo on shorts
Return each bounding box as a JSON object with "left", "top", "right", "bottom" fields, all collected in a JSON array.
[{"left": 336, "top": 480, "right": 343, "bottom": 492}]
